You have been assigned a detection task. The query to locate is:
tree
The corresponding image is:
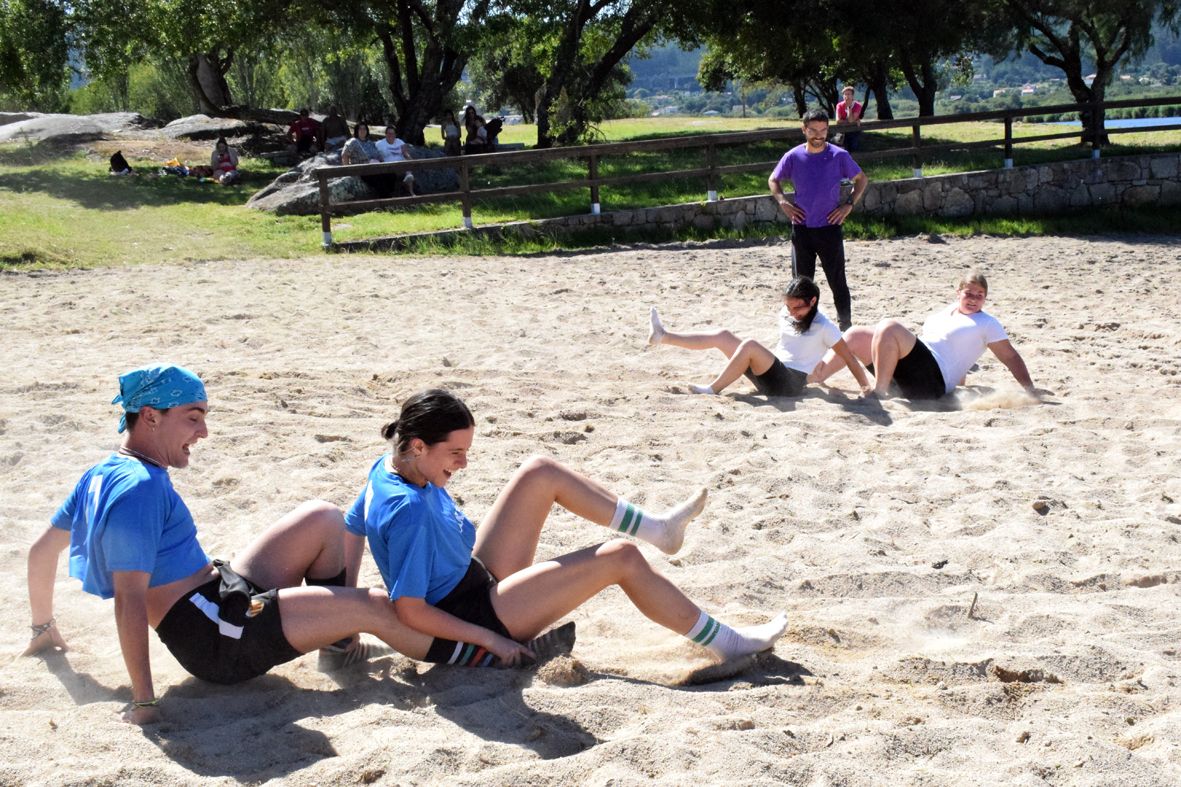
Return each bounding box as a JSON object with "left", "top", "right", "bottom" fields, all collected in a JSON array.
[
  {"left": 693, "top": 0, "right": 841, "bottom": 118},
  {"left": 866, "top": 1, "right": 1001, "bottom": 116},
  {"left": 73, "top": 0, "right": 291, "bottom": 116},
  {"left": 0, "top": 0, "right": 70, "bottom": 111},
  {"left": 509, "top": 0, "right": 672, "bottom": 148},
  {"left": 323, "top": 0, "right": 493, "bottom": 144},
  {"left": 465, "top": 12, "right": 549, "bottom": 122},
  {"left": 1002, "top": 0, "right": 1181, "bottom": 144}
]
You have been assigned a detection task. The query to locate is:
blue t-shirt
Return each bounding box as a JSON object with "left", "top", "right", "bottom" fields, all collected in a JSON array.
[
  {"left": 769, "top": 143, "right": 862, "bottom": 228},
  {"left": 345, "top": 456, "right": 476, "bottom": 605},
  {"left": 51, "top": 454, "right": 209, "bottom": 600}
]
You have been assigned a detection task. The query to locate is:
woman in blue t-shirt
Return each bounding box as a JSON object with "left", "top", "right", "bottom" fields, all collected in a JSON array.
[
  {"left": 23, "top": 365, "right": 495, "bottom": 726},
  {"left": 348, "top": 388, "right": 788, "bottom": 667},
  {"left": 647, "top": 276, "right": 871, "bottom": 398}
]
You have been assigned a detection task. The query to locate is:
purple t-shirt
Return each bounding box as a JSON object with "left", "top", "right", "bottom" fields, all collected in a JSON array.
[{"left": 770, "top": 143, "right": 862, "bottom": 228}]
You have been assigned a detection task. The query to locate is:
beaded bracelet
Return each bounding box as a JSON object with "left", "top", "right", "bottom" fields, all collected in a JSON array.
[{"left": 30, "top": 618, "right": 55, "bottom": 638}]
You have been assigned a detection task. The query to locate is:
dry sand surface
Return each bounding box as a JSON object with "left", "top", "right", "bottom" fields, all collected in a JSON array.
[{"left": 1, "top": 235, "right": 1179, "bottom": 785}]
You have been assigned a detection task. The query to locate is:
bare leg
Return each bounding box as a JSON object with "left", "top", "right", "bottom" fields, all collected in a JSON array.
[
  {"left": 870, "top": 319, "right": 919, "bottom": 396},
  {"left": 474, "top": 456, "right": 705, "bottom": 575},
  {"left": 276, "top": 585, "right": 432, "bottom": 658},
  {"left": 230, "top": 499, "right": 346, "bottom": 588},
  {"left": 490, "top": 540, "right": 701, "bottom": 640},
  {"left": 704, "top": 339, "right": 779, "bottom": 394},
  {"left": 649, "top": 308, "right": 744, "bottom": 358},
  {"left": 812, "top": 325, "right": 873, "bottom": 381},
  {"left": 474, "top": 456, "right": 620, "bottom": 578}
]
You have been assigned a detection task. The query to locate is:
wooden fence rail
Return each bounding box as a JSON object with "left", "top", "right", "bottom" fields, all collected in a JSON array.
[{"left": 316, "top": 95, "right": 1181, "bottom": 248}]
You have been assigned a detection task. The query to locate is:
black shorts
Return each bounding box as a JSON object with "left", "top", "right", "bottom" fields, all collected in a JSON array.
[
  {"left": 744, "top": 358, "right": 808, "bottom": 397},
  {"left": 868, "top": 340, "right": 947, "bottom": 400},
  {"left": 434, "top": 558, "right": 512, "bottom": 639},
  {"left": 155, "top": 564, "right": 301, "bottom": 685}
]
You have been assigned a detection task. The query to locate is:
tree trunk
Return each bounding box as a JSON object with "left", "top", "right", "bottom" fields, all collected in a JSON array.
[
  {"left": 867, "top": 60, "right": 894, "bottom": 120},
  {"left": 898, "top": 55, "right": 937, "bottom": 116},
  {"left": 1066, "top": 78, "right": 1108, "bottom": 147},
  {"left": 792, "top": 82, "right": 808, "bottom": 117},
  {"left": 375, "top": 16, "right": 467, "bottom": 146},
  {"left": 186, "top": 51, "right": 234, "bottom": 116}
]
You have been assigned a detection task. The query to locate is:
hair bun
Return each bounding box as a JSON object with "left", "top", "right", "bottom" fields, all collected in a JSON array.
[{"left": 381, "top": 418, "right": 400, "bottom": 441}]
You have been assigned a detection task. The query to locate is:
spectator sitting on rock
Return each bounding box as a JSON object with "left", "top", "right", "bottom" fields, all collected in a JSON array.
[
  {"left": 341, "top": 121, "right": 398, "bottom": 198},
  {"left": 322, "top": 106, "right": 350, "bottom": 151},
  {"left": 375, "top": 123, "right": 416, "bottom": 197},
  {"left": 463, "top": 105, "right": 488, "bottom": 154},
  {"left": 287, "top": 108, "right": 322, "bottom": 159}
]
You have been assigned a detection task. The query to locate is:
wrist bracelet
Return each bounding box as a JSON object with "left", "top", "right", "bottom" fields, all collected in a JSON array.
[
  {"left": 30, "top": 618, "right": 55, "bottom": 637},
  {"left": 131, "top": 698, "right": 159, "bottom": 708}
]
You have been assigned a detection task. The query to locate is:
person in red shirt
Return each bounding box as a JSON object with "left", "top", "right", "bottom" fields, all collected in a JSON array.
[
  {"left": 835, "top": 86, "right": 863, "bottom": 151},
  {"left": 287, "top": 108, "right": 322, "bottom": 158}
]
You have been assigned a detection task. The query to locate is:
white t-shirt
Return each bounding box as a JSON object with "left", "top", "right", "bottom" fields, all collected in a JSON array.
[
  {"left": 375, "top": 137, "right": 409, "bottom": 163},
  {"left": 920, "top": 304, "right": 1008, "bottom": 393},
  {"left": 774, "top": 308, "right": 842, "bottom": 372}
]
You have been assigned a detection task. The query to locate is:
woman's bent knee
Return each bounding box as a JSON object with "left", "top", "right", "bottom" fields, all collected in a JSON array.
[
  {"left": 517, "top": 454, "right": 563, "bottom": 479},
  {"left": 598, "top": 538, "right": 648, "bottom": 573},
  {"left": 292, "top": 499, "right": 345, "bottom": 527}
]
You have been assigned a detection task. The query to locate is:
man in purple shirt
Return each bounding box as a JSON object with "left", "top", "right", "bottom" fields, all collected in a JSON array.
[{"left": 768, "top": 109, "right": 868, "bottom": 331}]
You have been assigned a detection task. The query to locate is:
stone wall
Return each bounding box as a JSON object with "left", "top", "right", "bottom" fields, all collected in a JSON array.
[{"left": 334, "top": 152, "right": 1181, "bottom": 251}]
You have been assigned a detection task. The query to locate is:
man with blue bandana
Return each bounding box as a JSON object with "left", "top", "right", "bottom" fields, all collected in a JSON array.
[{"left": 24, "top": 364, "right": 524, "bottom": 726}]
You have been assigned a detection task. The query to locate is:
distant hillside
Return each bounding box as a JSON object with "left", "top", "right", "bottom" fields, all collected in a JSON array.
[
  {"left": 629, "top": 22, "right": 1181, "bottom": 96},
  {"left": 627, "top": 44, "right": 704, "bottom": 92}
]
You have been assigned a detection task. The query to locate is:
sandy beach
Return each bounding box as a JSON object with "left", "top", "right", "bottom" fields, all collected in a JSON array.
[{"left": 1, "top": 234, "right": 1179, "bottom": 785}]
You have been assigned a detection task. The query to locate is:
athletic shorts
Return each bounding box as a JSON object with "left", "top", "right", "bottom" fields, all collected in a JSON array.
[
  {"left": 743, "top": 358, "right": 809, "bottom": 397},
  {"left": 433, "top": 558, "right": 512, "bottom": 639},
  {"left": 868, "top": 339, "right": 947, "bottom": 400},
  {"left": 156, "top": 563, "right": 301, "bottom": 685}
]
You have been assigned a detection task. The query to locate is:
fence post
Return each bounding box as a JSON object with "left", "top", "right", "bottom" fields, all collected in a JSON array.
[
  {"left": 706, "top": 141, "right": 718, "bottom": 202},
  {"left": 911, "top": 123, "right": 923, "bottom": 178},
  {"left": 1003, "top": 114, "right": 1014, "bottom": 169},
  {"left": 460, "top": 161, "right": 473, "bottom": 229},
  {"left": 588, "top": 153, "right": 601, "bottom": 214},
  {"left": 318, "top": 170, "right": 333, "bottom": 249}
]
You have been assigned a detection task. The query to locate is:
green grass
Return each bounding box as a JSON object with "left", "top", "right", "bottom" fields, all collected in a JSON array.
[
  {"left": 0, "top": 150, "right": 323, "bottom": 268},
  {"left": 2, "top": 115, "right": 1180, "bottom": 267}
]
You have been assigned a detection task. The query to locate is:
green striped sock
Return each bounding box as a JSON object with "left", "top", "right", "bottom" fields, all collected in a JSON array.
[
  {"left": 607, "top": 489, "right": 706, "bottom": 555},
  {"left": 686, "top": 610, "right": 789, "bottom": 659},
  {"left": 610, "top": 499, "right": 646, "bottom": 536},
  {"left": 686, "top": 612, "right": 723, "bottom": 647}
]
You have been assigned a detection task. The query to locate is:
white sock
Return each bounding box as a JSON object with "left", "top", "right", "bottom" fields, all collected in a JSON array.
[
  {"left": 685, "top": 611, "right": 788, "bottom": 659},
  {"left": 648, "top": 307, "right": 666, "bottom": 346},
  {"left": 689, "top": 383, "right": 716, "bottom": 395},
  {"left": 608, "top": 488, "right": 707, "bottom": 555}
]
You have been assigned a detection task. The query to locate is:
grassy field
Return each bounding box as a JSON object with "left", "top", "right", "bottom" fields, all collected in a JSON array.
[{"left": 1, "top": 115, "right": 1179, "bottom": 267}]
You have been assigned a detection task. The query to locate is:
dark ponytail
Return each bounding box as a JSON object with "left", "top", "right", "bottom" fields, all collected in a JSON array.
[{"left": 382, "top": 389, "right": 475, "bottom": 453}]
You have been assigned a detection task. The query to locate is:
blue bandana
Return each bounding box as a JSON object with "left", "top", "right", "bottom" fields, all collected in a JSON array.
[{"left": 112, "top": 364, "right": 207, "bottom": 433}]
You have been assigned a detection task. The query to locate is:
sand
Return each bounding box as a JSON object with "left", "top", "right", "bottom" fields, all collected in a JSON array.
[{"left": 0, "top": 235, "right": 1179, "bottom": 785}]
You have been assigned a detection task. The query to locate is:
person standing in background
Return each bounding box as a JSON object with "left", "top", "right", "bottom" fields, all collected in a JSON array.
[
  {"left": 835, "top": 86, "right": 863, "bottom": 151},
  {"left": 768, "top": 108, "right": 868, "bottom": 331}
]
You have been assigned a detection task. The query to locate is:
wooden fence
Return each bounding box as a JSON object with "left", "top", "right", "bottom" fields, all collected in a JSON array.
[{"left": 316, "top": 95, "right": 1181, "bottom": 248}]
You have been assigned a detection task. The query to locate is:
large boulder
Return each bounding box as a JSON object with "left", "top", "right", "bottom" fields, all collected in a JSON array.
[
  {"left": 0, "top": 112, "right": 40, "bottom": 127},
  {"left": 0, "top": 112, "right": 158, "bottom": 143},
  {"left": 247, "top": 147, "right": 460, "bottom": 215},
  {"left": 162, "top": 114, "right": 276, "bottom": 141}
]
